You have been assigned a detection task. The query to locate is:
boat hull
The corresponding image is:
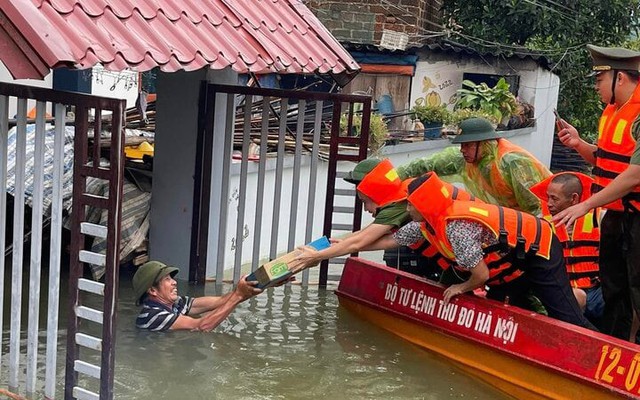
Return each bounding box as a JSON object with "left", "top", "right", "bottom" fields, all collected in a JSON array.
[{"left": 336, "top": 257, "right": 640, "bottom": 399}]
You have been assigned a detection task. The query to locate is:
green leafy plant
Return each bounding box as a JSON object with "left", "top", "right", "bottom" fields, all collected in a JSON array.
[
  {"left": 450, "top": 108, "right": 499, "bottom": 125},
  {"left": 455, "top": 78, "right": 518, "bottom": 123},
  {"left": 339, "top": 112, "right": 388, "bottom": 153},
  {"left": 411, "top": 100, "right": 452, "bottom": 126},
  {"left": 441, "top": 0, "right": 640, "bottom": 144}
]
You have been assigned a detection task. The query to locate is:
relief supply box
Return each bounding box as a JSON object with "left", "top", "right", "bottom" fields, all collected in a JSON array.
[{"left": 246, "top": 236, "right": 331, "bottom": 289}]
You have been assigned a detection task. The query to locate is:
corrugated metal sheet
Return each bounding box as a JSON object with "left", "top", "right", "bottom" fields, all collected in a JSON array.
[{"left": 0, "top": 0, "right": 359, "bottom": 79}]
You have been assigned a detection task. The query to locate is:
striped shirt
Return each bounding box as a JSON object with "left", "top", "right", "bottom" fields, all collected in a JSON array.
[{"left": 136, "top": 296, "right": 194, "bottom": 331}]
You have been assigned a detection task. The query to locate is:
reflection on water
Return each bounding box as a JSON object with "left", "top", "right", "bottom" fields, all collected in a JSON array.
[{"left": 112, "top": 282, "right": 510, "bottom": 400}]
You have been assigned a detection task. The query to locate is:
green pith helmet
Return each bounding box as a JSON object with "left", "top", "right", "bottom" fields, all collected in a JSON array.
[
  {"left": 587, "top": 44, "right": 640, "bottom": 73},
  {"left": 132, "top": 261, "right": 179, "bottom": 305},
  {"left": 451, "top": 118, "right": 501, "bottom": 144},
  {"left": 343, "top": 158, "right": 382, "bottom": 184}
]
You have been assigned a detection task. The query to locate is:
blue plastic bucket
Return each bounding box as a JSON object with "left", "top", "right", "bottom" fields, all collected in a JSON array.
[{"left": 424, "top": 122, "right": 443, "bottom": 139}]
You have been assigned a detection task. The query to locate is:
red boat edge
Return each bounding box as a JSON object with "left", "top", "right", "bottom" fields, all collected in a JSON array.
[{"left": 336, "top": 257, "right": 640, "bottom": 400}]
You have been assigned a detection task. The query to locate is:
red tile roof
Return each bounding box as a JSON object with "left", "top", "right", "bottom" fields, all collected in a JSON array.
[{"left": 0, "top": 0, "right": 359, "bottom": 80}]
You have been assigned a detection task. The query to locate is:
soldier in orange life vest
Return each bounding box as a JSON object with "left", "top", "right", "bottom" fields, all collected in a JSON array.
[
  {"left": 292, "top": 158, "right": 446, "bottom": 277},
  {"left": 364, "top": 172, "right": 481, "bottom": 286},
  {"left": 403, "top": 173, "right": 596, "bottom": 330},
  {"left": 530, "top": 172, "right": 604, "bottom": 325},
  {"left": 553, "top": 45, "right": 640, "bottom": 340}
]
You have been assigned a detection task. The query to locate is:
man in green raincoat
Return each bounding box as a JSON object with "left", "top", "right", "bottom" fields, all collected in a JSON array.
[{"left": 397, "top": 118, "right": 551, "bottom": 215}]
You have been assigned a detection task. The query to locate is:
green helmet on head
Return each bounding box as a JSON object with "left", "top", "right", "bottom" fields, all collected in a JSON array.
[
  {"left": 132, "top": 261, "right": 179, "bottom": 305},
  {"left": 451, "top": 118, "right": 501, "bottom": 144}
]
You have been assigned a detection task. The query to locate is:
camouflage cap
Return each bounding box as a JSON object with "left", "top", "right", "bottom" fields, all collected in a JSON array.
[
  {"left": 132, "top": 261, "right": 179, "bottom": 305},
  {"left": 587, "top": 44, "right": 640, "bottom": 73}
]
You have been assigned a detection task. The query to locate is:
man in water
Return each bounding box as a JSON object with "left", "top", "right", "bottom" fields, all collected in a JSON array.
[{"left": 133, "top": 260, "right": 261, "bottom": 332}]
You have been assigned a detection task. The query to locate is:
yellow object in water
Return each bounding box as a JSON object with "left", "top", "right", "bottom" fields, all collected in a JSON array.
[{"left": 124, "top": 141, "right": 154, "bottom": 159}]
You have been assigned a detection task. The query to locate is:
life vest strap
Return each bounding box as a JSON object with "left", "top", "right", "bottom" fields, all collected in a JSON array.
[
  {"left": 515, "top": 211, "right": 527, "bottom": 260},
  {"left": 595, "top": 148, "right": 632, "bottom": 163},
  {"left": 527, "top": 216, "right": 542, "bottom": 257},
  {"left": 498, "top": 206, "right": 508, "bottom": 248},
  {"left": 565, "top": 255, "right": 599, "bottom": 265},
  {"left": 563, "top": 240, "right": 599, "bottom": 249},
  {"left": 567, "top": 270, "right": 600, "bottom": 281},
  {"left": 592, "top": 166, "right": 620, "bottom": 180}
]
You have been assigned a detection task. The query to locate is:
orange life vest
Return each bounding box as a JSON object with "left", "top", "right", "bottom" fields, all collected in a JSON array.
[
  {"left": 408, "top": 173, "right": 554, "bottom": 286},
  {"left": 530, "top": 172, "right": 600, "bottom": 289},
  {"left": 593, "top": 82, "right": 640, "bottom": 211},
  {"left": 357, "top": 159, "right": 406, "bottom": 207},
  {"left": 407, "top": 180, "right": 480, "bottom": 271}
]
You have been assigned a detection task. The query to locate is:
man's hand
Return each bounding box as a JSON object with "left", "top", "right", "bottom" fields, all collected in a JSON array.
[
  {"left": 552, "top": 202, "right": 591, "bottom": 227},
  {"left": 556, "top": 119, "right": 581, "bottom": 149},
  {"left": 443, "top": 283, "right": 465, "bottom": 305},
  {"left": 237, "top": 275, "right": 262, "bottom": 300}
]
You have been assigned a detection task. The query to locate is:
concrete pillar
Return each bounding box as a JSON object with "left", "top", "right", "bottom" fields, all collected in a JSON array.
[{"left": 149, "top": 68, "right": 237, "bottom": 278}]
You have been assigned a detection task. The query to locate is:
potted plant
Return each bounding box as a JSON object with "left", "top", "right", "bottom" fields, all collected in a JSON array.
[
  {"left": 411, "top": 99, "right": 452, "bottom": 139},
  {"left": 455, "top": 77, "right": 518, "bottom": 125},
  {"left": 339, "top": 112, "right": 388, "bottom": 154},
  {"left": 450, "top": 108, "right": 499, "bottom": 126}
]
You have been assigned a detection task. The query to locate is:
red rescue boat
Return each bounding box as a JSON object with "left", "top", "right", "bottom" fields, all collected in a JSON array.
[{"left": 336, "top": 257, "right": 640, "bottom": 399}]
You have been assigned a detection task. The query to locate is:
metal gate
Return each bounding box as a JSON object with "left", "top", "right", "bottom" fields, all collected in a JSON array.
[
  {"left": 193, "top": 84, "right": 371, "bottom": 286},
  {"left": 0, "top": 82, "right": 124, "bottom": 400}
]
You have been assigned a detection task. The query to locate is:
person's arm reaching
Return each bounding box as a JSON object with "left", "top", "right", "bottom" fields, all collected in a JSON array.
[
  {"left": 553, "top": 163, "right": 640, "bottom": 227},
  {"left": 170, "top": 276, "right": 260, "bottom": 332},
  {"left": 294, "top": 223, "right": 394, "bottom": 270},
  {"left": 443, "top": 260, "right": 490, "bottom": 304}
]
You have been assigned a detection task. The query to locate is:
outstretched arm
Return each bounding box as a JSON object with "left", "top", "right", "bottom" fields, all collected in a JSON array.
[
  {"left": 554, "top": 164, "right": 640, "bottom": 227},
  {"left": 294, "top": 223, "right": 394, "bottom": 269},
  {"left": 170, "top": 276, "right": 261, "bottom": 332}
]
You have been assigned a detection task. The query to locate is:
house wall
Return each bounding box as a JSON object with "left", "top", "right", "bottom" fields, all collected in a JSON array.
[
  {"left": 306, "top": 0, "right": 442, "bottom": 47},
  {"left": 410, "top": 52, "right": 559, "bottom": 165}
]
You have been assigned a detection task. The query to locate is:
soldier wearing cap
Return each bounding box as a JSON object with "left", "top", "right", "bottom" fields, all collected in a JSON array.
[
  {"left": 397, "top": 117, "right": 551, "bottom": 215},
  {"left": 133, "top": 261, "right": 261, "bottom": 332},
  {"left": 294, "top": 158, "right": 415, "bottom": 272},
  {"left": 554, "top": 44, "right": 640, "bottom": 341}
]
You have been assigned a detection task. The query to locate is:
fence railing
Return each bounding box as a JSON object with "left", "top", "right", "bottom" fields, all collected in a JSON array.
[
  {"left": 0, "top": 82, "right": 124, "bottom": 400},
  {"left": 193, "top": 84, "right": 371, "bottom": 286}
]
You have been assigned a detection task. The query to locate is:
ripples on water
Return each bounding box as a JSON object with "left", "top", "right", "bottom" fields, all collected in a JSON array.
[{"left": 111, "top": 282, "right": 510, "bottom": 400}]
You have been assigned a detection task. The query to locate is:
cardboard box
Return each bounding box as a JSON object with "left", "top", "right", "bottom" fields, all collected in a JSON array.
[{"left": 247, "top": 237, "right": 330, "bottom": 289}]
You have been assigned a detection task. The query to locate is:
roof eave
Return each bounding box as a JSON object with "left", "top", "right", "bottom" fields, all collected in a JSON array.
[{"left": 0, "top": 9, "right": 50, "bottom": 80}]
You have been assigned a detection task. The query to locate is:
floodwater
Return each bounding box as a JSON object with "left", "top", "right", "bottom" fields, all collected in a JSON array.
[
  {"left": 111, "top": 280, "right": 511, "bottom": 400},
  {"left": 1, "top": 264, "right": 511, "bottom": 399}
]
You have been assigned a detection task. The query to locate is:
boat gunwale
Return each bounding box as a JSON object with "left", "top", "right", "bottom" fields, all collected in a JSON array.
[{"left": 335, "top": 257, "right": 638, "bottom": 399}]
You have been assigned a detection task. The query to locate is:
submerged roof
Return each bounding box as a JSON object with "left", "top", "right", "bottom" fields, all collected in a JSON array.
[{"left": 0, "top": 0, "right": 360, "bottom": 80}]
